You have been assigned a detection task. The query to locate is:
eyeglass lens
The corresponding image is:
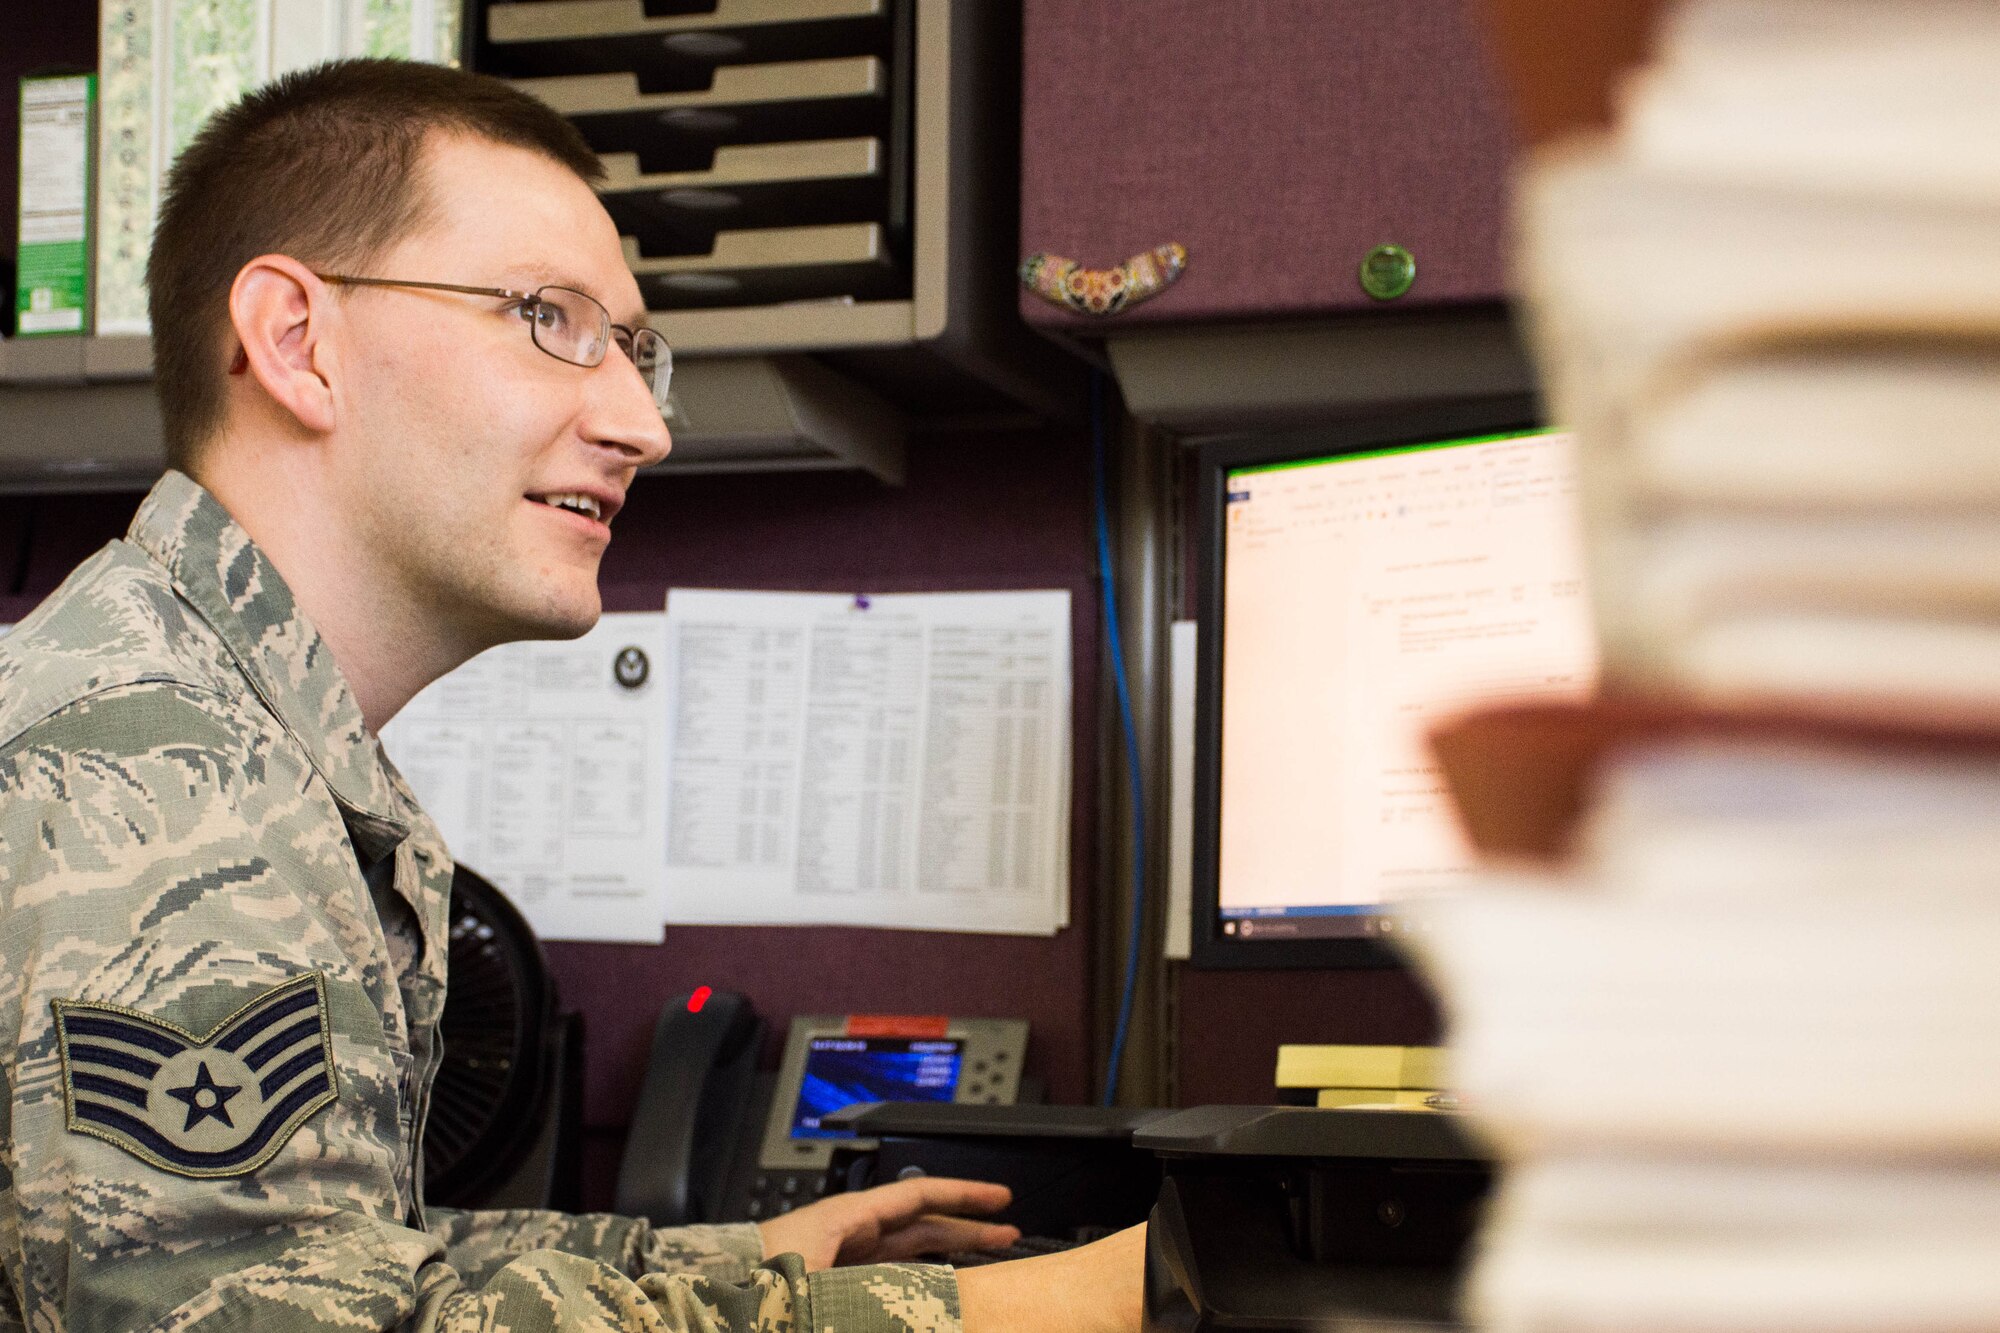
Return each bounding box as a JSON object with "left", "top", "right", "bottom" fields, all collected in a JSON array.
[
  {"left": 617, "top": 328, "right": 673, "bottom": 413},
  {"left": 524, "top": 287, "right": 604, "bottom": 366},
  {"left": 529, "top": 286, "right": 673, "bottom": 411}
]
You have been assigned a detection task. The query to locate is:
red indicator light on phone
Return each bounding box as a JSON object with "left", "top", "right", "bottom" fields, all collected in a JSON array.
[{"left": 687, "top": 985, "right": 713, "bottom": 1014}]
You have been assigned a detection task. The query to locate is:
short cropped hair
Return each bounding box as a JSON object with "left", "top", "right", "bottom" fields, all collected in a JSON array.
[{"left": 148, "top": 58, "right": 603, "bottom": 475}]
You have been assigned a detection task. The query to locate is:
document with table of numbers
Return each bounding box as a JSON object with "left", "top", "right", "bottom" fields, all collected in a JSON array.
[
  {"left": 382, "top": 611, "right": 670, "bottom": 943},
  {"left": 662, "top": 588, "right": 1072, "bottom": 935}
]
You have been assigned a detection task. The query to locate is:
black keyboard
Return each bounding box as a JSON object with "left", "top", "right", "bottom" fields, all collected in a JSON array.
[{"left": 940, "top": 1233, "right": 1097, "bottom": 1267}]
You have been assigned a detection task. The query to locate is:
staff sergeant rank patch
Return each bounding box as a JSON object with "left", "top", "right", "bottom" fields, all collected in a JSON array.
[{"left": 51, "top": 974, "right": 337, "bottom": 1178}]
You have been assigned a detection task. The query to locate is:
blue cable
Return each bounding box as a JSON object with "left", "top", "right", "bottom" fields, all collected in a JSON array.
[{"left": 1092, "top": 370, "right": 1147, "bottom": 1106}]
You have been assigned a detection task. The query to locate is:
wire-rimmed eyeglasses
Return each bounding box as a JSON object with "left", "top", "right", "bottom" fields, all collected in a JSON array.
[{"left": 315, "top": 273, "right": 672, "bottom": 412}]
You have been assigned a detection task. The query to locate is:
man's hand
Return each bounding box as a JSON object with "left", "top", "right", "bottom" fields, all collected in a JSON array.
[
  {"left": 956, "top": 1223, "right": 1146, "bottom": 1333},
  {"left": 757, "top": 1176, "right": 1019, "bottom": 1271}
]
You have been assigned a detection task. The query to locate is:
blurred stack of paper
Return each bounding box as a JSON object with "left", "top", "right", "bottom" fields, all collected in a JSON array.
[
  {"left": 1401, "top": 3, "right": 2000, "bottom": 1330},
  {"left": 1408, "top": 740, "right": 2000, "bottom": 1332},
  {"left": 1515, "top": 0, "right": 2000, "bottom": 720}
]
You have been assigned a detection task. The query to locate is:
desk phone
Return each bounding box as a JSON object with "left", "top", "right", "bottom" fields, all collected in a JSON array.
[
  {"left": 731, "top": 1013, "right": 1030, "bottom": 1221},
  {"left": 614, "top": 990, "right": 1028, "bottom": 1226}
]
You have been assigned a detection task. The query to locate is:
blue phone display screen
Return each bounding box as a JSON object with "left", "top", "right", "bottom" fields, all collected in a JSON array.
[{"left": 790, "top": 1036, "right": 964, "bottom": 1139}]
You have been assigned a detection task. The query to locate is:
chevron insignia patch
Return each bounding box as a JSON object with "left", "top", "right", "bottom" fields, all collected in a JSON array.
[{"left": 51, "top": 974, "right": 338, "bottom": 1178}]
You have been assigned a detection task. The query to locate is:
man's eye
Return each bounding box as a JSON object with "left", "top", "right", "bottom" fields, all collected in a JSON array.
[{"left": 515, "top": 300, "right": 565, "bottom": 331}]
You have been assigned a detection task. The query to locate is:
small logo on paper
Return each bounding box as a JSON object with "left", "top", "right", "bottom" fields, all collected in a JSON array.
[{"left": 614, "top": 645, "right": 651, "bottom": 689}]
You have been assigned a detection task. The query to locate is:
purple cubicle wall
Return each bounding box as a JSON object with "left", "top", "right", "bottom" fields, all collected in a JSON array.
[{"left": 1018, "top": 0, "right": 1516, "bottom": 333}]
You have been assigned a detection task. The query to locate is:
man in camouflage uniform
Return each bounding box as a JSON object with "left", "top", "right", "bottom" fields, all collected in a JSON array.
[{"left": 0, "top": 59, "right": 1143, "bottom": 1333}]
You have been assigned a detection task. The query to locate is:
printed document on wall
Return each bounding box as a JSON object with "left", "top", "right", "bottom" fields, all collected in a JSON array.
[
  {"left": 382, "top": 612, "right": 669, "bottom": 943},
  {"left": 664, "top": 589, "right": 1072, "bottom": 934}
]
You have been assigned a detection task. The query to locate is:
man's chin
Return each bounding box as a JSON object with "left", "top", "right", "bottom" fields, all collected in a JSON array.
[
  {"left": 495, "top": 585, "right": 603, "bottom": 644},
  {"left": 532, "top": 602, "right": 603, "bottom": 642}
]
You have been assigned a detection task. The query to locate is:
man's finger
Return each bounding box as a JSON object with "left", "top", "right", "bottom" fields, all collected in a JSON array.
[
  {"left": 871, "top": 1215, "right": 1022, "bottom": 1263},
  {"left": 861, "top": 1176, "right": 1013, "bottom": 1226}
]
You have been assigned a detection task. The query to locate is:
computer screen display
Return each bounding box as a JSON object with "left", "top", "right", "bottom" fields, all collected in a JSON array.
[
  {"left": 788, "top": 1036, "right": 963, "bottom": 1138},
  {"left": 1195, "top": 407, "right": 1598, "bottom": 967}
]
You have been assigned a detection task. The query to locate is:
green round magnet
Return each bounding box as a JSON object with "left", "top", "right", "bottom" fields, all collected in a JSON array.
[{"left": 1359, "top": 243, "right": 1416, "bottom": 301}]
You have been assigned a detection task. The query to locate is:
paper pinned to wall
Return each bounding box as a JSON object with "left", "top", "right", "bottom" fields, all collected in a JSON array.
[
  {"left": 663, "top": 588, "right": 1073, "bottom": 935},
  {"left": 382, "top": 611, "right": 669, "bottom": 943}
]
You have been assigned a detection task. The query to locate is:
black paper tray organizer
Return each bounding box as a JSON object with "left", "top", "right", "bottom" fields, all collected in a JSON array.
[
  {"left": 482, "top": 0, "right": 1083, "bottom": 477},
  {"left": 490, "top": 5, "right": 913, "bottom": 309}
]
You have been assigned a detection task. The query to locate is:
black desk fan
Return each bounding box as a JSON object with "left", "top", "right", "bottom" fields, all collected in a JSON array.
[{"left": 422, "top": 863, "right": 582, "bottom": 1211}]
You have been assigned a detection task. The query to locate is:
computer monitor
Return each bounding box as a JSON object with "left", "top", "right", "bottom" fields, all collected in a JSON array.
[{"left": 1191, "top": 400, "right": 1598, "bottom": 968}]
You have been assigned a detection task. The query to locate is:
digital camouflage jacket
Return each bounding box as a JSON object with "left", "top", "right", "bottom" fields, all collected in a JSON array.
[{"left": 0, "top": 471, "right": 959, "bottom": 1332}]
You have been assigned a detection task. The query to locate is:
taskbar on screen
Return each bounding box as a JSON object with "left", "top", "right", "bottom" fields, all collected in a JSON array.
[{"left": 1218, "top": 906, "right": 1412, "bottom": 942}]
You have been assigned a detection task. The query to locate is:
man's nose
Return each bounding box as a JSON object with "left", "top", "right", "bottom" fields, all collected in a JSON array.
[{"left": 588, "top": 352, "right": 673, "bottom": 467}]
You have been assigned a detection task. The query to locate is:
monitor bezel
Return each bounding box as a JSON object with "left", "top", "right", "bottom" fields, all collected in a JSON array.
[{"left": 1190, "top": 395, "right": 1547, "bottom": 970}]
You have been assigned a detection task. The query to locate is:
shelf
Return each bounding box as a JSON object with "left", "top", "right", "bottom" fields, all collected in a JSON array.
[
  {"left": 626, "top": 223, "right": 900, "bottom": 307},
  {"left": 1101, "top": 308, "right": 1539, "bottom": 438},
  {"left": 598, "top": 140, "right": 887, "bottom": 255},
  {"left": 0, "top": 333, "right": 153, "bottom": 386},
  {"left": 0, "top": 337, "right": 907, "bottom": 490},
  {"left": 488, "top": 0, "right": 889, "bottom": 84},
  {"left": 512, "top": 59, "right": 887, "bottom": 165},
  {"left": 601, "top": 137, "right": 880, "bottom": 192},
  {"left": 0, "top": 336, "right": 164, "bottom": 491}
]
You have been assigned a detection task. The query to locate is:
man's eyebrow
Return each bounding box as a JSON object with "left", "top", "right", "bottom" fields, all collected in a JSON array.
[
  {"left": 505, "top": 261, "right": 580, "bottom": 290},
  {"left": 508, "top": 263, "right": 647, "bottom": 326},
  {"left": 507, "top": 263, "right": 603, "bottom": 300}
]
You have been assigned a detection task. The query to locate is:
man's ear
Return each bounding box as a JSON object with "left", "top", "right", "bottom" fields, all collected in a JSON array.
[{"left": 227, "top": 255, "right": 337, "bottom": 435}]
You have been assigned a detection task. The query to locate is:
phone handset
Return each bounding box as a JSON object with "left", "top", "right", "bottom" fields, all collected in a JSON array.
[{"left": 615, "top": 987, "right": 765, "bottom": 1225}]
